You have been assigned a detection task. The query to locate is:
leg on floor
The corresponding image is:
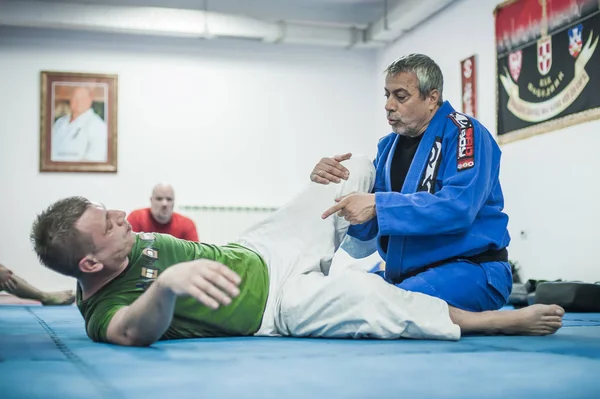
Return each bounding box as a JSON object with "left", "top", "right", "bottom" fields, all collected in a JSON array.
[
  {"left": 275, "top": 270, "right": 563, "bottom": 340},
  {"left": 449, "top": 304, "right": 564, "bottom": 336},
  {"left": 0, "top": 265, "right": 74, "bottom": 305}
]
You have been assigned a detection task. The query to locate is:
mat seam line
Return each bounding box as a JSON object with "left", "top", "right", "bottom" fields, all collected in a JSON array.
[{"left": 27, "top": 307, "right": 125, "bottom": 399}]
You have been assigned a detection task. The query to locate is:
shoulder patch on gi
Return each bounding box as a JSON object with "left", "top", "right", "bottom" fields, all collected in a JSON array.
[
  {"left": 138, "top": 232, "right": 155, "bottom": 241},
  {"left": 449, "top": 112, "right": 475, "bottom": 172},
  {"left": 142, "top": 247, "right": 158, "bottom": 260},
  {"left": 418, "top": 137, "right": 443, "bottom": 193},
  {"left": 140, "top": 267, "right": 158, "bottom": 279}
]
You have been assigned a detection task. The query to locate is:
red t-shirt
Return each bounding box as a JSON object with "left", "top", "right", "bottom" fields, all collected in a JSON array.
[{"left": 127, "top": 208, "right": 199, "bottom": 242}]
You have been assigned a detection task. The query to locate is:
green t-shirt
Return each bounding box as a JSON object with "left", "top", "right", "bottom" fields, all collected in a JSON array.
[{"left": 76, "top": 233, "right": 269, "bottom": 343}]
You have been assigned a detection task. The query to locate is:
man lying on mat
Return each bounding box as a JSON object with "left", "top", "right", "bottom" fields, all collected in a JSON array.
[{"left": 30, "top": 156, "right": 563, "bottom": 347}]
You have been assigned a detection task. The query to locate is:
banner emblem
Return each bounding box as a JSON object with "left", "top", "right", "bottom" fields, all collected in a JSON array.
[
  {"left": 537, "top": 36, "right": 552, "bottom": 75},
  {"left": 569, "top": 24, "right": 583, "bottom": 58},
  {"left": 508, "top": 50, "right": 522, "bottom": 82}
]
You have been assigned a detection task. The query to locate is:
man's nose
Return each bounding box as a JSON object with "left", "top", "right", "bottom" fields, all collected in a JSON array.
[
  {"left": 385, "top": 97, "right": 396, "bottom": 112},
  {"left": 113, "top": 210, "right": 126, "bottom": 225}
]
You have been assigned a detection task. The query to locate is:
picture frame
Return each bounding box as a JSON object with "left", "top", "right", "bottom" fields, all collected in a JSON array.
[{"left": 40, "top": 71, "right": 118, "bottom": 172}]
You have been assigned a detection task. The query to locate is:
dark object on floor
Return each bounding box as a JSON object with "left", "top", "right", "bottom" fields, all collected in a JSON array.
[
  {"left": 507, "top": 283, "right": 528, "bottom": 307},
  {"left": 536, "top": 282, "right": 600, "bottom": 312},
  {"left": 508, "top": 278, "right": 560, "bottom": 308}
]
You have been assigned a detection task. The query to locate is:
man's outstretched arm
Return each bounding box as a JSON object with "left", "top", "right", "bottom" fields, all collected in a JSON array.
[{"left": 105, "top": 260, "right": 241, "bottom": 346}]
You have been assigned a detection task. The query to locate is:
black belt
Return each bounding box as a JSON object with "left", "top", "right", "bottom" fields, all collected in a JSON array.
[
  {"left": 392, "top": 247, "right": 508, "bottom": 284},
  {"left": 467, "top": 247, "right": 508, "bottom": 264}
]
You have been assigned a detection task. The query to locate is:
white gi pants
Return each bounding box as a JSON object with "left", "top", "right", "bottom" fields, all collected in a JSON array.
[{"left": 235, "top": 155, "right": 460, "bottom": 340}]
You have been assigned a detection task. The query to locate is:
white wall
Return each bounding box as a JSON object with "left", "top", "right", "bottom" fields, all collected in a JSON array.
[
  {"left": 378, "top": 0, "right": 600, "bottom": 283},
  {"left": 0, "top": 26, "right": 381, "bottom": 291}
]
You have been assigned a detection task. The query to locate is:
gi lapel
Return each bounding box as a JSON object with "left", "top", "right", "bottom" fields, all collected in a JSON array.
[
  {"left": 402, "top": 101, "right": 455, "bottom": 194},
  {"left": 384, "top": 134, "right": 401, "bottom": 192}
]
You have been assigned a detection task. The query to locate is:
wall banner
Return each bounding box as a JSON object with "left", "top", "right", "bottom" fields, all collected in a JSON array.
[{"left": 495, "top": 0, "right": 600, "bottom": 143}]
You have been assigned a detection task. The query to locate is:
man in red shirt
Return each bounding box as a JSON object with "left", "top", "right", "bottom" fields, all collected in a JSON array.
[{"left": 127, "top": 183, "right": 199, "bottom": 241}]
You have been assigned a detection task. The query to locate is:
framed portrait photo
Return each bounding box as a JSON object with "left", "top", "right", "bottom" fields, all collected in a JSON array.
[{"left": 40, "top": 71, "right": 118, "bottom": 172}]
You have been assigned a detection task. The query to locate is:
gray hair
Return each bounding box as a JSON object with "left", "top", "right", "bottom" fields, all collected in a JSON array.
[
  {"left": 385, "top": 53, "right": 444, "bottom": 105},
  {"left": 30, "top": 196, "right": 95, "bottom": 278}
]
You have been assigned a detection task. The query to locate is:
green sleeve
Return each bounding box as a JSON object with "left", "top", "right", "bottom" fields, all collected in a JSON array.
[{"left": 85, "top": 295, "right": 129, "bottom": 343}]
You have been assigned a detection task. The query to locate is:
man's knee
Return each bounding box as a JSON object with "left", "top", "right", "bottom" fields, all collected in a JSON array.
[
  {"left": 396, "top": 262, "right": 510, "bottom": 312},
  {"left": 340, "top": 155, "right": 374, "bottom": 177},
  {"left": 332, "top": 272, "right": 396, "bottom": 314},
  {"left": 339, "top": 155, "right": 375, "bottom": 193},
  {"left": 278, "top": 272, "right": 385, "bottom": 327},
  {"left": 395, "top": 276, "right": 439, "bottom": 300}
]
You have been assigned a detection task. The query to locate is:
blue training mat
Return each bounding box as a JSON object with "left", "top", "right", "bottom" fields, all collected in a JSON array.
[{"left": 1, "top": 305, "right": 599, "bottom": 399}]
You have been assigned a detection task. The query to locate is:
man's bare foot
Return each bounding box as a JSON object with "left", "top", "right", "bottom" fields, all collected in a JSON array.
[
  {"left": 494, "top": 304, "right": 564, "bottom": 336},
  {"left": 41, "top": 290, "right": 75, "bottom": 306},
  {"left": 449, "top": 304, "right": 564, "bottom": 336}
]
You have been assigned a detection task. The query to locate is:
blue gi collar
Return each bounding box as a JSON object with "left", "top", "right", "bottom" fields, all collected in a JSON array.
[{"left": 385, "top": 101, "right": 456, "bottom": 194}]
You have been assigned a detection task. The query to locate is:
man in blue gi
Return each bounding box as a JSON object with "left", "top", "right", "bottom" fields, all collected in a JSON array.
[{"left": 314, "top": 53, "right": 512, "bottom": 312}]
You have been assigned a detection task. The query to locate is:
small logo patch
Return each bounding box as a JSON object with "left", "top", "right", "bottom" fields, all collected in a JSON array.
[
  {"left": 449, "top": 112, "right": 475, "bottom": 172},
  {"left": 139, "top": 232, "right": 155, "bottom": 241},
  {"left": 418, "top": 137, "right": 443, "bottom": 193},
  {"left": 140, "top": 267, "right": 158, "bottom": 279},
  {"left": 142, "top": 248, "right": 158, "bottom": 260}
]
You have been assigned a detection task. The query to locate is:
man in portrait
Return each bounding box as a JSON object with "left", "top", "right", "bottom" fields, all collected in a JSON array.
[{"left": 51, "top": 85, "right": 108, "bottom": 163}]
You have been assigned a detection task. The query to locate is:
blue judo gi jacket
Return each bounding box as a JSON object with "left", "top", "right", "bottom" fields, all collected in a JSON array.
[{"left": 348, "top": 101, "right": 511, "bottom": 283}]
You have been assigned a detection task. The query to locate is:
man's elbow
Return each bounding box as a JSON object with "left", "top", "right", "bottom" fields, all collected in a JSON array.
[
  {"left": 120, "top": 338, "right": 155, "bottom": 347},
  {"left": 107, "top": 330, "right": 159, "bottom": 347},
  {"left": 445, "top": 204, "right": 478, "bottom": 233}
]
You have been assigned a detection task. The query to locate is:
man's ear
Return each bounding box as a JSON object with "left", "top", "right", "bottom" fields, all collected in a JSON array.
[
  {"left": 429, "top": 89, "right": 440, "bottom": 109},
  {"left": 78, "top": 255, "right": 104, "bottom": 274}
]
